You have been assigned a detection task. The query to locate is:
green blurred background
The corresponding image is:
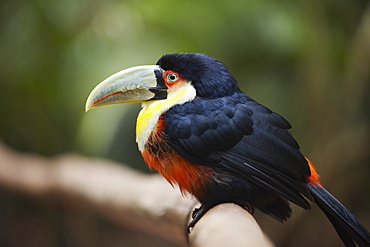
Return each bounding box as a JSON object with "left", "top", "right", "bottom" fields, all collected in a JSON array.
[{"left": 0, "top": 0, "right": 369, "bottom": 246}]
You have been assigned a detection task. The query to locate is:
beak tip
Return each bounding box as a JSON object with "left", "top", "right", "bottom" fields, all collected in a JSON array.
[
  {"left": 85, "top": 92, "right": 97, "bottom": 112},
  {"left": 85, "top": 100, "right": 93, "bottom": 112},
  {"left": 85, "top": 104, "right": 94, "bottom": 112}
]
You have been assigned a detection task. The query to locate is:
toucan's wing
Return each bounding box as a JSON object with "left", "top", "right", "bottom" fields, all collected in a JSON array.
[{"left": 164, "top": 93, "right": 312, "bottom": 209}]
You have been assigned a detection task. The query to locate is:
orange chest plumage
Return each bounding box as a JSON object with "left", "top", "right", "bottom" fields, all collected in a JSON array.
[{"left": 141, "top": 117, "right": 213, "bottom": 199}]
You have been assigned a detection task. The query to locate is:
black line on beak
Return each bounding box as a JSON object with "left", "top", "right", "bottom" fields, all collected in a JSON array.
[{"left": 149, "top": 68, "right": 168, "bottom": 100}]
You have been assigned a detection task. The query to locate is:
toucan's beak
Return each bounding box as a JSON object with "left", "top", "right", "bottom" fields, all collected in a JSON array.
[{"left": 85, "top": 65, "right": 167, "bottom": 112}]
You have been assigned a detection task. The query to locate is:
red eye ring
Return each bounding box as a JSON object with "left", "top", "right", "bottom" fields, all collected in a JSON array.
[{"left": 163, "top": 70, "right": 182, "bottom": 85}]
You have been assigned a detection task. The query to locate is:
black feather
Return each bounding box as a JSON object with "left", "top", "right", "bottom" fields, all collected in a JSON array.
[
  {"left": 307, "top": 183, "right": 370, "bottom": 247},
  {"left": 157, "top": 53, "right": 241, "bottom": 98},
  {"left": 156, "top": 53, "right": 370, "bottom": 245}
]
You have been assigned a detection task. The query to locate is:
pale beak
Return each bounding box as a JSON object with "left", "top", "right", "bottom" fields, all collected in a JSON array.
[{"left": 85, "top": 65, "right": 167, "bottom": 112}]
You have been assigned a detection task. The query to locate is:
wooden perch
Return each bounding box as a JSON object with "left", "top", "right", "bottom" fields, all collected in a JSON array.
[
  {"left": 0, "top": 143, "right": 274, "bottom": 246},
  {"left": 189, "top": 203, "right": 274, "bottom": 247}
]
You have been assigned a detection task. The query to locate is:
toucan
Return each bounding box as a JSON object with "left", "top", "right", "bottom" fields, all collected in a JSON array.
[{"left": 85, "top": 53, "right": 370, "bottom": 246}]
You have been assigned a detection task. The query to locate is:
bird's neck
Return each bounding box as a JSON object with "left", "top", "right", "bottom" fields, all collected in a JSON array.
[{"left": 136, "top": 82, "right": 196, "bottom": 151}]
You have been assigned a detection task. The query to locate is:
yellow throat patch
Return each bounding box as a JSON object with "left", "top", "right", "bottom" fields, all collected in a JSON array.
[{"left": 136, "top": 81, "right": 196, "bottom": 152}]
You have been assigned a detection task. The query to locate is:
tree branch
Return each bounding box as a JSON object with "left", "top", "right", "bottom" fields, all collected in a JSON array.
[
  {"left": 189, "top": 203, "right": 274, "bottom": 247},
  {"left": 0, "top": 143, "right": 274, "bottom": 246}
]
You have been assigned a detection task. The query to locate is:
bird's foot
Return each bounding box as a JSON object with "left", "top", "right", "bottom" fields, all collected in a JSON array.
[
  {"left": 186, "top": 202, "right": 254, "bottom": 233},
  {"left": 191, "top": 206, "right": 201, "bottom": 219},
  {"left": 187, "top": 204, "right": 213, "bottom": 233},
  {"left": 242, "top": 202, "right": 255, "bottom": 215}
]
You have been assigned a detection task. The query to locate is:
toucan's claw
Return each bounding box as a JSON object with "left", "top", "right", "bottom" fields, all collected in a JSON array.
[
  {"left": 187, "top": 202, "right": 255, "bottom": 233},
  {"left": 187, "top": 206, "right": 205, "bottom": 233},
  {"left": 187, "top": 203, "right": 215, "bottom": 233},
  {"left": 191, "top": 206, "right": 202, "bottom": 219},
  {"left": 242, "top": 202, "right": 255, "bottom": 215}
]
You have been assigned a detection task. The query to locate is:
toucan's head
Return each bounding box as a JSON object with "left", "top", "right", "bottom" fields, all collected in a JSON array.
[{"left": 85, "top": 53, "right": 241, "bottom": 111}]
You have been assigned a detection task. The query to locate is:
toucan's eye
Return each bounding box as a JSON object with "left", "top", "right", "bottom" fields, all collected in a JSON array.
[
  {"left": 167, "top": 72, "right": 179, "bottom": 83},
  {"left": 163, "top": 70, "right": 184, "bottom": 86}
]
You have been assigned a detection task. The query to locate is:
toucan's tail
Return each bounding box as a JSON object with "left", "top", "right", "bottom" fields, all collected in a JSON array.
[{"left": 307, "top": 182, "right": 370, "bottom": 247}]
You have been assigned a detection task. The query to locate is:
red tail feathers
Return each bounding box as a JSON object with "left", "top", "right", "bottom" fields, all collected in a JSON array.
[{"left": 305, "top": 157, "right": 321, "bottom": 185}]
